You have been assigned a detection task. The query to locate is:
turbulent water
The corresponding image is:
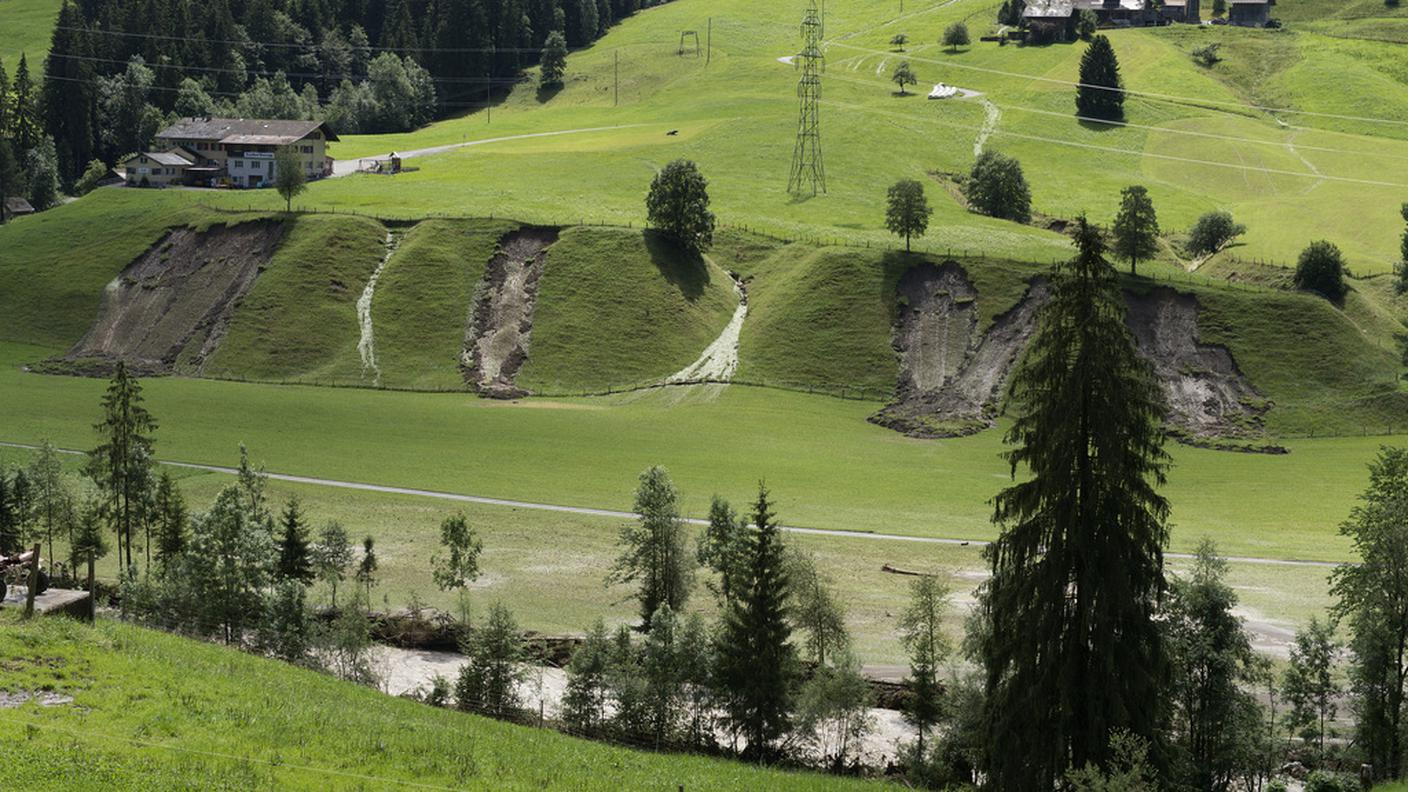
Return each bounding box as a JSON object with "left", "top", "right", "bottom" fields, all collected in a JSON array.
[{"left": 356, "top": 230, "right": 400, "bottom": 386}]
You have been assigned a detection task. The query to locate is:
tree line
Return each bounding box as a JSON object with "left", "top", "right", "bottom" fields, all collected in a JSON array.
[{"left": 5, "top": 0, "right": 673, "bottom": 189}]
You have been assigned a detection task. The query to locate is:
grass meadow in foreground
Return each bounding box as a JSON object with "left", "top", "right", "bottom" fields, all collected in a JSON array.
[
  {"left": 0, "top": 616, "right": 885, "bottom": 791},
  {"left": 0, "top": 443, "right": 1335, "bottom": 666}
]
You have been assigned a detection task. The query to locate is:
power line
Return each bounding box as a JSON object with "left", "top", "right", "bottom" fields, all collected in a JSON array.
[
  {"left": 45, "top": 51, "right": 525, "bottom": 85},
  {"left": 820, "top": 70, "right": 1408, "bottom": 164},
  {"left": 823, "top": 99, "right": 1408, "bottom": 189},
  {"left": 826, "top": 41, "right": 1408, "bottom": 128},
  {"left": 38, "top": 73, "right": 503, "bottom": 109},
  {"left": 59, "top": 25, "right": 549, "bottom": 53}
]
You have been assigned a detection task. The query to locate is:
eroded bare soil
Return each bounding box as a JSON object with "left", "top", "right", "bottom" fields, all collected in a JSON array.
[
  {"left": 873, "top": 264, "right": 1269, "bottom": 446},
  {"left": 1124, "top": 286, "right": 1270, "bottom": 447},
  {"left": 871, "top": 261, "right": 1049, "bottom": 438},
  {"left": 59, "top": 222, "right": 284, "bottom": 375},
  {"left": 461, "top": 227, "right": 559, "bottom": 397}
]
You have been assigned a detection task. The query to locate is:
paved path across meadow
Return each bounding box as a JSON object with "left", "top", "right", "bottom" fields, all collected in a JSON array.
[
  {"left": 0, "top": 440, "right": 1339, "bottom": 568},
  {"left": 330, "top": 123, "right": 655, "bottom": 176}
]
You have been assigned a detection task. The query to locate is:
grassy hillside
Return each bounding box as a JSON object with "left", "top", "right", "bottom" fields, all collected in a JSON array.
[
  {"left": 373, "top": 218, "right": 517, "bottom": 390},
  {"left": 0, "top": 0, "right": 59, "bottom": 67},
  {"left": 202, "top": 214, "right": 388, "bottom": 382},
  {"left": 0, "top": 616, "right": 881, "bottom": 791},
  {"left": 517, "top": 226, "right": 737, "bottom": 392},
  {"left": 0, "top": 189, "right": 211, "bottom": 348}
]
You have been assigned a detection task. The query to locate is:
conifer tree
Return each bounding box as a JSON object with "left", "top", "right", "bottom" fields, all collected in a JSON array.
[
  {"left": 152, "top": 471, "right": 188, "bottom": 571},
  {"left": 1076, "top": 35, "right": 1125, "bottom": 122},
  {"left": 356, "top": 535, "right": 378, "bottom": 603},
  {"left": 0, "top": 58, "right": 10, "bottom": 138},
  {"left": 697, "top": 495, "right": 747, "bottom": 606},
  {"left": 714, "top": 484, "right": 798, "bottom": 760},
  {"left": 87, "top": 362, "right": 158, "bottom": 572},
  {"left": 980, "top": 215, "right": 1171, "bottom": 790},
  {"left": 12, "top": 54, "right": 39, "bottom": 154},
  {"left": 540, "top": 30, "right": 568, "bottom": 87},
  {"left": 42, "top": 3, "right": 98, "bottom": 182},
  {"left": 26, "top": 440, "right": 72, "bottom": 569},
  {"left": 900, "top": 574, "right": 950, "bottom": 756},
  {"left": 276, "top": 496, "right": 314, "bottom": 584},
  {"left": 0, "top": 470, "right": 17, "bottom": 554}
]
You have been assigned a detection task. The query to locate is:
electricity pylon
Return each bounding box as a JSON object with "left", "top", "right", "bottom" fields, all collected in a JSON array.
[{"left": 787, "top": 0, "right": 826, "bottom": 196}]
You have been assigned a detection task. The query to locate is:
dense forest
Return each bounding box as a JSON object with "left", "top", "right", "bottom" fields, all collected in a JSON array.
[{"left": 2, "top": 0, "right": 668, "bottom": 187}]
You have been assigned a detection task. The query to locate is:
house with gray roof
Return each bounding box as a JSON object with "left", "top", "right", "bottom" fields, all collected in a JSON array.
[{"left": 122, "top": 118, "right": 339, "bottom": 188}]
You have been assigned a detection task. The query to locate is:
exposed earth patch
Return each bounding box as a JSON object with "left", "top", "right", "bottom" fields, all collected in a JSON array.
[
  {"left": 1123, "top": 286, "right": 1273, "bottom": 450},
  {"left": 870, "top": 261, "right": 1049, "bottom": 438},
  {"left": 54, "top": 221, "right": 285, "bottom": 375},
  {"left": 872, "top": 264, "right": 1272, "bottom": 448},
  {"left": 461, "top": 226, "right": 560, "bottom": 397}
]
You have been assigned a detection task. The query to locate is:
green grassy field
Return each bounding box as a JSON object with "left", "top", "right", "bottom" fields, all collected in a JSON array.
[
  {"left": 0, "top": 441, "right": 1337, "bottom": 665},
  {"left": 0, "top": 616, "right": 884, "bottom": 790},
  {"left": 1, "top": 337, "right": 1398, "bottom": 564},
  {"left": 0, "top": 0, "right": 59, "bottom": 67}
]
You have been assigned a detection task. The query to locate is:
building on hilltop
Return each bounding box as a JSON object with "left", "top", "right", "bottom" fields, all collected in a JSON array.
[
  {"left": 1227, "top": 0, "right": 1275, "bottom": 26},
  {"left": 122, "top": 118, "right": 339, "bottom": 189},
  {"left": 1022, "top": 0, "right": 1270, "bottom": 39}
]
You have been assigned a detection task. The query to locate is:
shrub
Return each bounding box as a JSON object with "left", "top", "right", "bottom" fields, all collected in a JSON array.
[
  {"left": 1304, "top": 771, "right": 1352, "bottom": 792},
  {"left": 74, "top": 159, "right": 109, "bottom": 196},
  {"left": 966, "top": 150, "right": 1032, "bottom": 223},
  {"left": 1191, "top": 42, "right": 1222, "bottom": 67},
  {"left": 1185, "top": 210, "right": 1245, "bottom": 256},
  {"left": 1293, "top": 240, "right": 1347, "bottom": 299}
]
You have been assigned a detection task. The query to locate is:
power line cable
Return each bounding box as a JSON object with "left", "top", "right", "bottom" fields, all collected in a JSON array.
[
  {"left": 820, "top": 70, "right": 1408, "bottom": 164},
  {"left": 45, "top": 51, "right": 525, "bottom": 85},
  {"left": 825, "top": 41, "right": 1408, "bottom": 127},
  {"left": 59, "top": 25, "right": 551, "bottom": 53},
  {"left": 823, "top": 99, "right": 1408, "bottom": 188}
]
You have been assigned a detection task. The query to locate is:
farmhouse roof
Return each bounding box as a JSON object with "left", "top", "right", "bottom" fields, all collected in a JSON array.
[
  {"left": 156, "top": 117, "right": 340, "bottom": 144},
  {"left": 146, "top": 150, "right": 195, "bottom": 166},
  {"left": 4, "top": 196, "right": 35, "bottom": 215},
  {"left": 1024, "top": 0, "right": 1074, "bottom": 18},
  {"left": 1228, "top": 0, "right": 1273, "bottom": 4}
]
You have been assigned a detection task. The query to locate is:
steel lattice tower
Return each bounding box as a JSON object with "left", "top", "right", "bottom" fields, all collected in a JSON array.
[{"left": 787, "top": 0, "right": 826, "bottom": 196}]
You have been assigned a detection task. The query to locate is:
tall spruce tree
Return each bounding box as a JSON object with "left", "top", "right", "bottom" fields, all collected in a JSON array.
[
  {"left": 1076, "top": 35, "right": 1125, "bottom": 122},
  {"left": 714, "top": 484, "right": 798, "bottom": 760},
  {"left": 276, "top": 496, "right": 314, "bottom": 584},
  {"left": 11, "top": 54, "right": 39, "bottom": 155},
  {"left": 1112, "top": 185, "right": 1160, "bottom": 276},
  {"left": 152, "top": 471, "right": 188, "bottom": 571},
  {"left": 86, "top": 362, "right": 158, "bottom": 572},
  {"left": 42, "top": 3, "right": 97, "bottom": 183},
  {"left": 980, "top": 214, "right": 1171, "bottom": 790}
]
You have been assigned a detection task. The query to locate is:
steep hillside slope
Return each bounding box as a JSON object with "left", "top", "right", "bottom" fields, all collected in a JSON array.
[
  {"left": 372, "top": 218, "right": 518, "bottom": 390},
  {"left": 0, "top": 617, "right": 880, "bottom": 791},
  {"left": 191, "top": 214, "right": 389, "bottom": 382},
  {"left": 516, "top": 227, "right": 737, "bottom": 393}
]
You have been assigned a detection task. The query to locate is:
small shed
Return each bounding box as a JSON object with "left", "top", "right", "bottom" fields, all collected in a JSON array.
[{"left": 2, "top": 196, "right": 35, "bottom": 221}]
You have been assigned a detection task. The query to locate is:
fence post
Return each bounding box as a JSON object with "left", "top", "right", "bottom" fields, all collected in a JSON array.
[{"left": 23, "top": 542, "right": 41, "bottom": 618}]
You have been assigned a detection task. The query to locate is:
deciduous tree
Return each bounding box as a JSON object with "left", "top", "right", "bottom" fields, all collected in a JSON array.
[
  {"left": 892, "top": 61, "right": 918, "bottom": 95},
  {"left": 1294, "top": 240, "right": 1347, "bottom": 300},
  {"left": 1283, "top": 617, "right": 1339, "bottom": 756},
  {"left": 456, "top": 602, "right": 525, "bottom": 717},
  {"left": 312, "top": 521, "right": 354, "bottom": 608},
  {"left": 1113, "top": 185, "right": 1159, "bottom": 275},
  {"left": 943, "top": 22, "right": 971, "bottom": 52},
  {"left": 273, "top": 146, "right": 307, "bottom": 212},
  {"left": 609, "top": 466, "right": 692, "bottom": 626},
  {"left": 1331, "top": 446, "right": 1408, "bottom": 780},
  {"left": 966, "top": 150, "right": 1032, "bottom": 223},
  {"left": 646, "top": 159, "right": 715, "bottom": 253},
  {"left": 885, "top": 178, "right": 931, "bottom": 252}
]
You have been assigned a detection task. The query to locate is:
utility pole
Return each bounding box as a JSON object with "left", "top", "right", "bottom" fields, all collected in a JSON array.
[
  {"left": 614, "top": 50, "right": 619, "bottom": 106},
  {"left": 787, "top": 0, "right": 826, "bottom": 196},
  {"left": 706, "top": 18, "right": 712, "bottom": 65}
]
